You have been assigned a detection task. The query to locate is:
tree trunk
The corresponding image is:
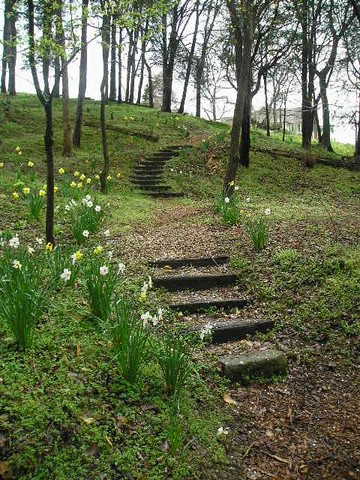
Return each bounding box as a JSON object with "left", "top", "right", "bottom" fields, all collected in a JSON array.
[
  {"left": 178, "top": 0, "right": 200, "bottom": 114},
  {"left": 53, "top": 56, "right": 61, "bottom": 98},
  {"left": 125, "top": 30, "right": 133, "bottom": 102},
  {"left": 224, "top": 0, "right": 252, "bottom": 193},
  {"left": 56, "top": 1, "right": 72, "bottom": 156},
  {"left": 42, "top": 2, "right": 52, "bottom": 97},
  {"left": 100, "top": 13, "right": 110, "bottom": 194},
  {"left": 73, "top": 0, "right": 89, "bottom": 147},
  {"left": 1, "top": 1, "right": 9, "bottom": 94},
  {"left": 282, "top": 97, "right": 287, "bottom": 142},
  {"left": 136, "top": 23, "right": 148, "bottom": 105},
  {"left": 264, "top": 72, "right": 270, "bottom": 136},
  {"left": 319, "top": 74, "right": 333, "bottom": 152},
  {"left": 7, "top": 0, "right": 16, "bottom": 96},
  {"left": 239, "top": 85, "right": 252, "bottom": 167},
  {"left": 145, "top": 59, "right": 153, "bottom": 107},
  {"left": 109, "top": 16, "right": 117, "bottom": 101},
  {"left": 162, "top": 8, "right": 179, "bottom": 113},
  {"left": 44, "top": 101, "right": 55, "bottom": 245},
  {"left": 117, "top": 28, "right": 123, "bottom": 103},
  {"left": 129, "top": 27, "right": 139, "bottom": 104},
  {"left": 314, "top": 106, "right": 322, "bottom": 143},
  {"left": 195, "top": 60, "right": 203, "bottom": 117}
]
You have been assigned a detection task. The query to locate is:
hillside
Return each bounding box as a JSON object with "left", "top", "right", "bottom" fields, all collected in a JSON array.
[{"left": 0, "top": 94, "right": 359, "bottom": 480}]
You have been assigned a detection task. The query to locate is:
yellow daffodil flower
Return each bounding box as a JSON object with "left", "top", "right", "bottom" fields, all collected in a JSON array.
[
  {"left": 28, "top": 161, "right": 34, "bottom": 168},
  {"left": 80, "top": 174, "right": 86, "bottom": 181},
  {"left": 70, "top": 181, "right": 77, "bottom": 188},
  {"left": 23, "top": 187, "right": 30, "bottom": 195},
  {"left": 73, "top": 171, "right": 80, "bottom": 177},
  {"left": 77, "top": 182, "right": 83, "bottom": 189},
  {"left": 94, "top": 245, "right": 103, "bottom": 255},
  {"left": 39, "top": 189, "right": 46, "bottom": 197},
  {"left": 12, "top": 192, "right": 19, "bottom": 199},
  {"left": 46, "top": 242, "right": 53, "bottom": 252},
  {"left": 58, "top": 168, "right": 65, "bottom": 175}
]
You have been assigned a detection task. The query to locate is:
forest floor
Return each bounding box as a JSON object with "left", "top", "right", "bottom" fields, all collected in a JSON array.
[{"left": 0, "top": 94, "right": 359, "bottom": 480}]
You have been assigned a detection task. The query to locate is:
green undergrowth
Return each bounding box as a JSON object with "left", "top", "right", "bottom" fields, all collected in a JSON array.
[{"left": 0, "top": 93, "right": 359, "bottom": 479}]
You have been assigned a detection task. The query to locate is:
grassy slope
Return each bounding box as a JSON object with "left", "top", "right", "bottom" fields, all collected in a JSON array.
[{"left": 0, "top": 94, "right": 359, "bottom": 480}]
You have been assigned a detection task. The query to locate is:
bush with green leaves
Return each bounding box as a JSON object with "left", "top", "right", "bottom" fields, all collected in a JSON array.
[
  {"left": 0, "top": 237, "right": 45, "bottom": 349},
  {"left": 112, "top": 298, "right": 149, "bottom": 383}
]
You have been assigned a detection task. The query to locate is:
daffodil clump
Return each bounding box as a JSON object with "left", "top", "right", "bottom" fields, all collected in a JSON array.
[
  {"left": 65, "top": 195, "right": 104, "bottom": 244},
  {"left": 0, "top": 236, "right": 46, "bottom": 349},
  {"left": 245, "top": 207, "right": 271, "bottom": 251},
  {"left": 11, "top": 185, "right": 47, "bottom": 220}
]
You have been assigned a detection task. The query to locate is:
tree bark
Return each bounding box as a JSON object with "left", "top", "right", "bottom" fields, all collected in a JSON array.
[
  {"left": 178, "top": 0, "right": 200, "bottom": 114},
  {"left": 44, "top": 101, "right": 55, "bottom": 245},
  {"left": 144, "top": 59, "right": 154, "bottom": 107},
  {"left": 73, "top": 0, "right": 89, "bottom": 147},
  {"left": 239, "top": 84, "right": 252, "bottom": 167},
  {"left": 1, "top": 1, "right": 10, "bottom": 94},
  {"left": 162, "top": 8, "right": 179, "bottom": 113},
  {"left": 56, "top": 1, "right": 72, "bottom": 157},
  {"left": 117, "top": 27, "right": 123, "bottom": 103},
  {"left": 7, "top": 0, "right": 16, "bottom": 95},
  {"left": 100, "top": 11, "right": 110, "bottom": 194},
  {"left": 109, "top": 15, "right": 117, "bottom": 101},
  {"left": 129, "top": 27, "right": 139, "bottom": 104},
  {"left": 136, "top": 22, "right": 148, "bottom": 105},
  {"left": 264, "top": 72, "right": 270, "bottom": 136}
]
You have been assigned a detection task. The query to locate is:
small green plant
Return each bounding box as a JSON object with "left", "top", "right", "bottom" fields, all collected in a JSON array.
[
  {"left": 215, "top": 192, "right": 240, "bottom": 225},
  {"left": 27, "top": 191, "right": 46, "bottom": 220},
  {"left": 245, "top": 215, "right": 268, "bottom": 250},
  {"left": 0, "top": 242, "right": 45, "bottom": 349},
  {"left": 167, "top": 410, "right": 186, "bottom": 455},
  {"left": 84, "top": 257, "right": 118, "bottom": 321},
  {"left": 155, "top": 333, "right": 191, "bottom": 400},
  {"left": 112, "top": 298, "right": 149, "bottom": 383},
  {"left": 67, "top": 196, "right": 103, "bottom": 244}
]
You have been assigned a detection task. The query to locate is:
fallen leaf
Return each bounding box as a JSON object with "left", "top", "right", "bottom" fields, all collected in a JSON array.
[
  {"left": 80, "top": 416, "right": 95, "bottom": 425},
  {"left": 223, "top": 393, "right": 238, "bottom": 405},
  {"left": 265, "top": 429, "right": 274, "bottom": 438},
  {"left": 76, "top": 344, "right": 81, "bottom": 356}
]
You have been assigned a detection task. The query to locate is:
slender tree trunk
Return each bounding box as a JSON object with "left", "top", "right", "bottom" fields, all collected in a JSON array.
[
  {"left": 42, "top": 2, "right": 52, "bottom": 97},
  {"left": 162, "top": 8, "right": 179, "bottom": 113},
  {"left": 117, "top": 28, "right": 123, "bottom": 103},
  {"left": 136, "top": 23, "right": 148, "bottom": 105},
  {"left": 1, "top": 1, "right": 10, "bottom": 94},
  {"left": 282, "top": 96, "right": 287, "bottom": 142},
  {"left": 224, "top": 0, "right": 252, "bottom": 192},
  {"left": 319, "top": 75, "right": 333, "bottom": 152},
  {"left": 125, "top": 30, "right": 133, "bottom": 102},
  {"left": 100, "top": 12, "right": 110, "bottom": 194},
  {"left": 73, "top": 0, "right": 89, "bottom": 147},
  {"left": 7, "top": 0, "right": 16, "bottom": 96},
  {"left": 239, "top": 85, "right": 252, "bottom": 167},
  {"left": 56, "top": 1, "right": 72, "bottom": 156},
  {"left": 53, "top": 56, "right": 61, "bottom": 98},
  {"left": 129, "top": 27, "right": 139, "bottom": 104},
  {"left": 178, "top": 0, "right": 200, "bottom": 114},
  {"left": 264, "top": 72, "right": 270, "bottom": 136},
  {"left": 109, "top": 16, "right": 117, "bottom": 101},
  {"left": 44, "top": 101, "right": 55, "bottom": 245},
  {"left": 145, "top": 59, "right": 153, "bottom": 107}
]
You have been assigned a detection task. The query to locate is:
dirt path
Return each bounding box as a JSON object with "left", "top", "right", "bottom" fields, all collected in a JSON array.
[{"left": 121, "top": 201, "right": 360, "bottom": 480}]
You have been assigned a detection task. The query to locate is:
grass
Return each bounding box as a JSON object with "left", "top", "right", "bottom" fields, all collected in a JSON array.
[{"left": 0, "top": 92, "right": 359, "bottom": 479}]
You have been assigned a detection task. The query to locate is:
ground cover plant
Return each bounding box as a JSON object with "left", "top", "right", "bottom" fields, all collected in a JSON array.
[{"left": 0, "top": 94, "right": 359, "bottom": 479}]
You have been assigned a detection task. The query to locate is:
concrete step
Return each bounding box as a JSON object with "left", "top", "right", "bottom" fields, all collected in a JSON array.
[
  {"left": 148, "top": 255, "right": 230, "bottom": 269},
  {"left": 169, "top": 298, "right": 250, "bottom": 313},
  {"left": 154, "top": 274, "right": 237, "bottom": 292},
  {"left": 220, "top": 349, "right": 287, "bottom": 382},
  {"left": 202, "top": 318, "right": 275, "bottom": 344}
]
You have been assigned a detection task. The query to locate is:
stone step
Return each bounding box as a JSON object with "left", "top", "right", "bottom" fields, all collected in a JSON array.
[
  {"left": 149, "top": 151, "right": 180, "bottom": 158},
  {"left": 141, "top": 191, "right": 184, "bottom": 198},
  {"left": 163, "top": 144, "right": 192, "bottom": 150},
  {"left": 135, "top": 184, "right": 172, "bottom": 192},
  {"left": 204, "top": 318, "right": 275, "bottom": 344},
  {"left": 154, "top": 274, "right": 237, "bottom": 291},
  {"left": 130, "top": 174, "right": 163, "bottom": 181},
  {"left": 220, "top": 349, "right": 287, "bottom": 382},
  {"left": 131, "top": 179, "right": 164, "bottom": 185},
  {"left": 148, "top": 255, "right": 230, "bottom": 269},
  {"left": 132, "top": 169, "right": 165, "bottom": 176},
  {"left": 138, "top": 159, "right": 168, "bottom": 165},
  {"left": 169, "top": 298, "right": 249, "bottom": 313}
]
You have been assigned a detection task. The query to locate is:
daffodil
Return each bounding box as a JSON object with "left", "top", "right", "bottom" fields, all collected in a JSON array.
[
  {"left": 77, "top": 182, "right": 83, "bottom": 189},
  {"left": 12, "top": 192, "right": 19, "bottom": 199},
  {"left": 28, "top": 161, "right": 34, "bottom": 168},
  {"left": 46, "top": 242, "right": 53, "bottom": 252},
  {"left": 94, "top": 245, "right": 103, "bottom": 255},
  {"left": 82, "top": 230, "right": 89, "bottom": 238},
  {"left": 12, "top": 259, "right": 22, "bottom": 270},
  {"left": 229, "top": 181, "right": 235, "bottom": 186},
  {"left": 9, "top": 236, "right": 20, "bottom": 249},
  {"left": 224, "top": 197, "right": 230, "bottom": 204},
  {"left": 23, "top": 187, "right": 30, "bottom": 195},
  {"left": 54, "top": 186, "right": 59, "bottom": 193},
  {"left": 86, "top": 178, "right": 91, "bottom": 185},
  {"left": 60, "top": 268, "right": 71, "bottom": 282},
  {"left": 116, "top": 172, "right": 121, "bottom": 178},
  {"left": 15, "top": 146, "right": 21, "bottom": 152},
  {"left": 264, "top": 208, "right": 271, "bottom": 216},
  {"left": 80, "top": 173, "right": 86, "bottom": 181},
  {"left": 0, "top": 162, "right": 5, "bottom": 168},
  {"left": 95, "top": 174, "right": 100, "bottom": 180},
  {"left": 58, "top": 168, "right": 65, "bottom": 175},
  {"left": 106, "top": 175, "right": 112, "bottom": 181},
  {"left": 71, "top": 250, "right": 83, "bottom": 264},
  {"left": 95, "top": 205, "right": 101, "bottom": 212},
  {"left": 139, "top": 291, "right": 147, "bottom": 302},
  {"left": 38, "top": 189, "right": 46, "bottom": 197},
  {"left": 118, "top": 263, "right": 126, "bottom": 274},
  {"left": 73, "top": 171, "right": 80, "bottom": 177},
  {"left": 27, "top": 246, "right": 35, "bottom": 254},
  {"left": 70, "top": 181, "right": 77, "bottom": 188},
  {"left": 99, "top": 265, "right": 108, "bottom": 276}
]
